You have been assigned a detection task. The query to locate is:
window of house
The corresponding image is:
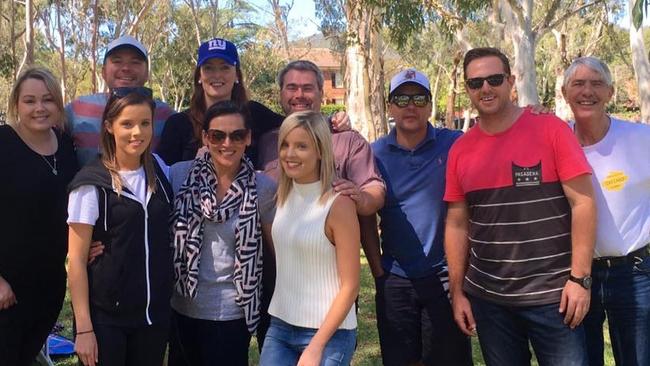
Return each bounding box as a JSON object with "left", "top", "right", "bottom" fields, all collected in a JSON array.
[{"left": 331, "top": 71, "right": 344, "bottom": 89}]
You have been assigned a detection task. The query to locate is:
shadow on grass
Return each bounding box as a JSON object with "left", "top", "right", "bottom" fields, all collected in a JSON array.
[{"left": 51, "top": 253, "right": 614, "bottom": 366}]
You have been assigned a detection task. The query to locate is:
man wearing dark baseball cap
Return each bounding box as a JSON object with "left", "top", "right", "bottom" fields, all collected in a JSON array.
[
  {"left": 65, "top": 35, "right": 174, "bottom": 166},
  {"left": 365, "top": 68, "right": 473, "bottom": 365}
]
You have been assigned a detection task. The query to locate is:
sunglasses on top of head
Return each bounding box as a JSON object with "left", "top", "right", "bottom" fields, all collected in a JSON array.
[
  {"left": 464, "top": 74, "right": 508, "bottom": 90},
  {"left": 110, "top": 86, "right": 153, "bottom": 99},
  {"left": 205, "top": 129, "right": 248, "bottom": 144},
  {"left": 390, "top": 94, "right": 430, "bottom": 108}
]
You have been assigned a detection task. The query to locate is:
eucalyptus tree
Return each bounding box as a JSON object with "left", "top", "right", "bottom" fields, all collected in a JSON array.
[{"left": 630, "top": 0, "right": 650, "bottom": 122}]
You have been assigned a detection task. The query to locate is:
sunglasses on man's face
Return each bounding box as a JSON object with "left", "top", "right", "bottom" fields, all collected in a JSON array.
[
  {"left": 465, "top": 74, "right": 508, "bottom": 90},
  {"left": 205, "top": 129, "right": 248, "bottom": 144},
  {"left": 111, "top": 86, "right": 153, "bottom": 99},
  {"left": 391, "top": 94, "right": 430, "bottom": 108}
]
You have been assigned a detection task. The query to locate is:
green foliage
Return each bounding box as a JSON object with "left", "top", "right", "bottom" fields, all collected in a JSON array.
[{"left": 321, "top": 103, "right": 346, "bottom": 115}]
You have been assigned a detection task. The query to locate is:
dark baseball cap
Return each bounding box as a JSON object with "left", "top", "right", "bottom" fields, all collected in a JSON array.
[{"left": 197, "top": 38, "right": 239, "bottom": 67}]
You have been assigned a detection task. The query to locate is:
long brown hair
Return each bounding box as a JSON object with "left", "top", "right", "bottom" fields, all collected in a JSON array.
[
  {"left": 100, "top": 92, "right": 157, "bottom": 195},
  {"left": 188, "top": 64, "right": 248, "bottom": 144}
]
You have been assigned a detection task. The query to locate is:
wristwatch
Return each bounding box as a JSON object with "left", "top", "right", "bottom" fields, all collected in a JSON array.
[{"left": 568, "top": 274, "right": 592, "bottom": 289}]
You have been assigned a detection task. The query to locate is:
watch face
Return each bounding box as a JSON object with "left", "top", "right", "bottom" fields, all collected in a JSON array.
[{"left": 583, "top": 276, "right": 593, "bottom": 289}]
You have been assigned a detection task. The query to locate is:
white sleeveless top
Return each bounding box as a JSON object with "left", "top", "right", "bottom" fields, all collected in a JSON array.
[{"left": 269, "top": 181, "right": 357, "bottom": 330}]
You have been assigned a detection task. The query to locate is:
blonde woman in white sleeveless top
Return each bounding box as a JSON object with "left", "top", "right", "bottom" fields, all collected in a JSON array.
[{"left": 260, "top": 111, "right": 360, "bottom": 366}]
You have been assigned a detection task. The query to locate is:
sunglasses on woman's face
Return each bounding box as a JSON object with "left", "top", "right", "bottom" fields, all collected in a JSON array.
[
  {"left": 464, "top": 74, "right": 508, "bottom": 90},
  {"left": 390, "top": 94, "right": 430, "bottom": 108},
  {"left": 110, "top": 86, "right": 153, "bottom": 99},
  {"left": 205, "top": 129, "right": 248, "bottom": 144}
]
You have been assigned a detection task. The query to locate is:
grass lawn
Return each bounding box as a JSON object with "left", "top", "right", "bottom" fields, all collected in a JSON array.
[{"left": 50, "top": 254, "right": 614, "bottom": 365}]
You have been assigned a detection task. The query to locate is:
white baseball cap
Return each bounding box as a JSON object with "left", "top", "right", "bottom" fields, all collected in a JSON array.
[
  {"left": 104, "top": 35, "right": 148, "bottom": 62},
  {"left": 389, "top": 69, "right": 431, "bottom": 95}
]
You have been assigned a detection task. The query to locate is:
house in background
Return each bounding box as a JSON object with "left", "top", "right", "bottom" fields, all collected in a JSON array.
[
  {"left": 290, "top": 34, "right": 404, "bottom": 106},
  {"left": 290, "top": 35, "right": 345, "bottom": 105}
]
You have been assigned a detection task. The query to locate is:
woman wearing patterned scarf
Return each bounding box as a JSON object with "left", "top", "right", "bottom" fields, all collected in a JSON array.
[{"left": 167, "top": 100, "right": 276, "bottom": 366}]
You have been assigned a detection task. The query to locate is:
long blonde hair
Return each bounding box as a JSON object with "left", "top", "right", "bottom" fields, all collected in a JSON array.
[
  {"left": 276, "top": 111, "right": 335, "bottom": 206},
  {"left": 7, "top": 67, "right": 66, "bottom": 130},
  {"left": 100, "top": 92, "right": 157, "bottom": 195}
]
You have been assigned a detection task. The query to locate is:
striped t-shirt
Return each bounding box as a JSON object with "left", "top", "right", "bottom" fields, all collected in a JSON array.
[
  {"left": 65, "top": 93, "right": 174, "bottom": 166},
  {"left": 444, "top": 110, "right": 591, "bottom": 306}
]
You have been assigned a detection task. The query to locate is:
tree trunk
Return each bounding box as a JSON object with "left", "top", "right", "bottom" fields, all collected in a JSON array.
[
  {"left": 552, "top": 29, "right": 571, "bottom": 121},
  {"left": 344, "top": 1, "right": 385, "bottom": 141},
  {"left": 10, "top": 0, "right": 16, "bottom": 80},
  {"left": 445, "top": 52, "right": 461, "bottom": 129},
  {"left": 511, "top": 28, "right": 539, "bottom": 106},
  {"left": 269, "top": 0, "right": 291, "bottom": 61},
  {"left": 500, "top": 0, "right": 539, "bottom": 107},
  {"left": 91, "top": 0, "right": 99, "bottom": 93},
  {"left": 431, "top": 68, "right": 441, "bottom": 123},
  {"left": 17, "top": 0, "right": 35, "bottom": 76},
  {"left": 367, "top": 27, "right": 386, "bottom": 140},
  {"left": 629, "top": 0, "right": 650, "bottom": 123},
  {"left": 56, "top": 0, "right": 67, "bottom": 103}
]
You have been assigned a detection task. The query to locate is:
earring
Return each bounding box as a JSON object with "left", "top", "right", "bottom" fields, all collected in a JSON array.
[
  {"left": 198, "top": 80, "right": 202, "bottom": 84},
  {"left": 235, "top": 80, "right": 239, "bottom": 84}
]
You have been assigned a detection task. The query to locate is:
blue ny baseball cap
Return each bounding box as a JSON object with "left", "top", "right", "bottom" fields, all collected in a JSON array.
[{"left": 197, "top": 38, "right": 239, "bottom": 67}]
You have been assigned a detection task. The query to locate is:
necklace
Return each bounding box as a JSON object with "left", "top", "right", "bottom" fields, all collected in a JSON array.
[{"left": 41, "top": 154, "right": 58, "bottom": 175}]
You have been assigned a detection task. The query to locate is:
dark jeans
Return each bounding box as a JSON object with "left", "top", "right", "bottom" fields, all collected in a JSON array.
[
  {"left": 584, "top": 255, "right": 650, "bottom": 366},
  {"left": 375, "top": 272, "right": 472, "bottom": 366},
  {"left": 0, "top": 279, "right": 65, "bottom": 366},
  {"left": 168, "top": 309, "right": 251, "bottom": 366},
  {"left": 470, "top": 295, "right": 587, "bottom": 366},
  {"left": 94, "top": 321, "right": 168, "bottom": 366}
]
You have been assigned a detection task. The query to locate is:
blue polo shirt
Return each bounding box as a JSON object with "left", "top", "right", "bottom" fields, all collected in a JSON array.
[{"left": 372, "top": 124, "right": 461, "bottom": 279}]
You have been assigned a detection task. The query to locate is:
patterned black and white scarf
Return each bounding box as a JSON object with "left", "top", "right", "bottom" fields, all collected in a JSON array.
[{"left": 171, "top": 151, "right": 263, "bottom": 333}]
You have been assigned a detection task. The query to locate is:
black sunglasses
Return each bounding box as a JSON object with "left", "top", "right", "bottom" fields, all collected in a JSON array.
[
  {"left": 465, "top": 74, "right": 508, "bottom": 90},
  {"left": 391, "top": 94, "right": 430, "bottom": 108},
  {"left": 110, "top": 86, "right": 153, "bottom": 99},
  {"left": 205, "top": 129, "right": 248, "bottom": 144}
]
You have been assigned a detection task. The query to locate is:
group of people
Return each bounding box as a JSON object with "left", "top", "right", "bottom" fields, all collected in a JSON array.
[{"left": 0, "top": 32, "right": 646, "bottom": 366}]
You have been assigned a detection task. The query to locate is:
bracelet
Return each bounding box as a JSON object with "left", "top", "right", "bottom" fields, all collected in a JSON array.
[{"left": 76, "top": 329, "right": 94, "bottom": 335}]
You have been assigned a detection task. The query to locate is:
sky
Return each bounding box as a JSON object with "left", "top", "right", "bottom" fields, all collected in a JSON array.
[
  {"left": 248, "top": 0, "right": 320, "bottom": 40},
  {"left": 245, "top": 0, "right": 645, "bottom": 40}
]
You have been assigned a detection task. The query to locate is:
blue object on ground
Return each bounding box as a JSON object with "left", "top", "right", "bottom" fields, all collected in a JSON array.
[{"left": 47, "top": 334, "right": 75, "bottom": 356}]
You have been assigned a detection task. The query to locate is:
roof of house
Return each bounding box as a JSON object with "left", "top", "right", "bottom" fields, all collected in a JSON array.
[{"left": 290, "top": 47, "right": 342, "bottom": 69}]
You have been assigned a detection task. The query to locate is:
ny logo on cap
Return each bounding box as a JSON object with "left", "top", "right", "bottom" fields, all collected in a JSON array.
[
  {"left": 208, "top": 39, "right": 227, "bottom": 50},
  {"left": 404, "top": 70, "right": 416, "bottom": 80}
]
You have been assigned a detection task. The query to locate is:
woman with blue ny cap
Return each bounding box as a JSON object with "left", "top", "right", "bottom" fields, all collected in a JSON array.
[{"left": 157, "top": 37, "right": 285, "bottom": 166}]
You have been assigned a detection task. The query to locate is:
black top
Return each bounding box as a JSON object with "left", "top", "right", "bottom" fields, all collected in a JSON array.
[
  {"left": 156, "top": 100, "right": 284, "bottom": 167},
  {"left": 0, "top": 125, "right": 78, "bottom": 298},
  {"left": 68, "top": 158, "right": 173, "bottom": 326}
]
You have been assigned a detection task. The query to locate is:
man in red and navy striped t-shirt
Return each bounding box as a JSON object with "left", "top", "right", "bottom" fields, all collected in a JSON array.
[{"left": 444, "top": 47, "right": 597, "bottom": 366}]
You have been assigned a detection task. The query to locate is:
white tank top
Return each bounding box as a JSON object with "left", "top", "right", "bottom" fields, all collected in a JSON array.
[{"left": 269, "top": 181, "right": 357, "bottom": 330}]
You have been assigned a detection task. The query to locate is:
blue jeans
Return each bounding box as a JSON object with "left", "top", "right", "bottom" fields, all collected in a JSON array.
[
  {"left": 469, "top": 295, "right": 587, "bottom": 366},
  {"left": 584, "top": 255, "right": 650, "bottom": 366},
  {"left": 260, "top": 317, "right": 356, "bottom": 366}
]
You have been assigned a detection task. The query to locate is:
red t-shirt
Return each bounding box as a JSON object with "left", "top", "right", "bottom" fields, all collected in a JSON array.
[{"left": 444, "top": 110, "right": 591, "bottom": 306}]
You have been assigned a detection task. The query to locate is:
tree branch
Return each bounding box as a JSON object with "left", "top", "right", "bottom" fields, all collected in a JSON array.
[
  {"left": 505, "top": 0, "right": 526, "bottom": 27},
  {"left": 127, "top": 0, "right": 154, "bottom": 35},
  {"left": 539, "top": 0, "right": 605, "bottom": 36}
]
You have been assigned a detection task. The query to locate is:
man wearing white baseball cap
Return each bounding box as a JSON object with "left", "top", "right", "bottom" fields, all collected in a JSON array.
[
  {"left": 65, "top": 35, "right": 174, "bottom": 166},
  {"left": 363, "top": 68, "right": 472, "bottom": 365}
]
